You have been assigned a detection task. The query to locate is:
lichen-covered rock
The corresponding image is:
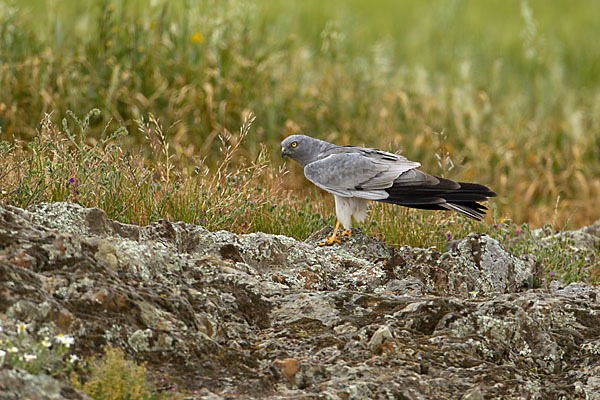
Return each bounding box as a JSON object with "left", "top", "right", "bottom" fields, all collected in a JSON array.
[
  {"left": 0, "top": 365, "right": 92, "bottom": 400},
  {"left": 0, "top": 202, "right": 599, "bottom": 399}
]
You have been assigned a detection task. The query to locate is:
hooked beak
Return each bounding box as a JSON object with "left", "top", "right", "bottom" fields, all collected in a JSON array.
[{"left": 281, "top": 147, "right": 288, "bottom": 158}]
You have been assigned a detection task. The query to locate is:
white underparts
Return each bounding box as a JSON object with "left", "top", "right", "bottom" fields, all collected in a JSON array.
[{"left": 334, "top": 195, "right": 368, "bottom": 230}]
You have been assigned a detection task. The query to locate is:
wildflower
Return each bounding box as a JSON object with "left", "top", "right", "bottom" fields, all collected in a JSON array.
[
  {"left": 17, "top": 322, "right": 29, "bottom": 335},
  {"left": 8, "top": 346, "right": 18, "bottom": 353},
  {"left": 69, "top": 354, "right": 80, "bottom": 363},
  {"left": 514, "top": 229, "right": 521, "bottom": 236},
  {"left": 41, "top": 337, "right": 51, "bottom": 348},
  {"left": 200, "top": 219, "right": 205, "bottom": 224},
  {"left": 191, "top": 33, "right": 204, "bottom": 44},
  {"left": 446, "top": 233, "right": 452, "bottom": 240},
  {"left": 55, "top": 334, "right": 75, "bottom": 347},
  {"left": 24, "top": 353, "right": 37, "bottom": 362},
  {"left": 550, "top": 271, "right": 554, "bottom": 278},
  {"left": 68, "top": 178, "right": 75, "bottom": 184},
  {"left": 499, "top": 216, "right": 505, "bottom": 224}
]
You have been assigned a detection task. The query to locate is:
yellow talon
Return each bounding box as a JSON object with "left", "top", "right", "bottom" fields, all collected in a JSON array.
[
  {"left": 318, "top": 236, "right": 342, "bottom": 246},
  {"left": 339, "top": 229, "right": 352, "bottom": 238},
  {"left": 318, "top": 220, "right": 343, "bottom": 246}
]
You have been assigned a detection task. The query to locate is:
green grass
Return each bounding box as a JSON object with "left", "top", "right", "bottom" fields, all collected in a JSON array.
[{"left": 0, "top": 0, "right": 599, "bottom": 281}]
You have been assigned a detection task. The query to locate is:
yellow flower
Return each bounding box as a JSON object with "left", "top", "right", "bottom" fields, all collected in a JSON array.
[
  {"left": 191, "top": 33, "right": 204, "bottom": 44},
  {"left": 499, "top": 216, "right": 505, "bottom": 224}
]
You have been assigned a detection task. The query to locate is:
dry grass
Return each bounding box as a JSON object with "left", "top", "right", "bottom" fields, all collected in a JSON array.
[{"left": 1, "top": 0, "right": 599, "bottom": 228}]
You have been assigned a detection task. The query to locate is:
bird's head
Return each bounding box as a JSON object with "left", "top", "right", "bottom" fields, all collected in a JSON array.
[{"left": 280, "top": 134, "right": 321, "bottom": 167}]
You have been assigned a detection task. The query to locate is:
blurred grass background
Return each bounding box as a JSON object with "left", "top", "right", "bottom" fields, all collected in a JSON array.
[{"left": 1, "top": 0, "right": 599, "bottom": 231}]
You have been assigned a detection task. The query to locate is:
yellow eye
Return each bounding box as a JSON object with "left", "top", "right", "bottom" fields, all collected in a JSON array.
[{"left": 291, "top": 141, "right": 298, "bottom": 148}]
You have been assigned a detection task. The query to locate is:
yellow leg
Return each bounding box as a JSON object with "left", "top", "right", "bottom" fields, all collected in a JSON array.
[
  {"left": 318, "top": 220, "right": 342, "bottom": 246},
  {"left": 339, "top": 229, "right": 352, "bottom": 238}
]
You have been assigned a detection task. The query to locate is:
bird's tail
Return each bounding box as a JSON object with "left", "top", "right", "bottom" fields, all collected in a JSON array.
[{"left": 379, "top": 175, "right": 497, "bottom": 221}]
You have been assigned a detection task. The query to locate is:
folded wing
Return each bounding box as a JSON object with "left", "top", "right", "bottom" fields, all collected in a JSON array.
[{"left": 304, "top": 151, "right": 420, "bottom": 200}]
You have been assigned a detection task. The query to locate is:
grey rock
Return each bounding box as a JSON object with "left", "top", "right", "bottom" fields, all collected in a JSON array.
[
  {"left": 0, "top": 202, "right": 599, "bottom": 399},
  {"left": 367, "top": 325, "right": 394, "bottom": 353},
  {"left": 0, "top": 366, "right": 92, "bottom": 400}
]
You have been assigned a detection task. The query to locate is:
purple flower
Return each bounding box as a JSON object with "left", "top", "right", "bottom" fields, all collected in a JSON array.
[
  {"left": 446, "top": 233, "right": 452, "bottom": 240},
  {"left": 514, "top": 229, "right": 521, "bottom": 236},
  {"left": 132, "top": 222, "right": 136, "bottom": 225},
  {"left": 68, "top": 178, "right": 75, "bottom": 184},
  {"left": 549, "top": 271, "right": 554, "bottom": 277},
  {"left": 200, "top": 219, "right": 205, "bottom": 223}
]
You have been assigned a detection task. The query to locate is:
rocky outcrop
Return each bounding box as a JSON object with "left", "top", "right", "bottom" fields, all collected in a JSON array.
[{"left": 1, "top": 202, "right": 599, "bottom": 399}]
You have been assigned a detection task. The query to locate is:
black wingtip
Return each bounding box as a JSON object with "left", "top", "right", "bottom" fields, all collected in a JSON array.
[{"left": 381, "top": 177, "right": 496, "bottom": 220}]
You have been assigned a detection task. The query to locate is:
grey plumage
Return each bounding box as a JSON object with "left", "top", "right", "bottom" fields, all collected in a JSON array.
[{"left": 281, "top": 134, "right": 496, "bottom": 244}]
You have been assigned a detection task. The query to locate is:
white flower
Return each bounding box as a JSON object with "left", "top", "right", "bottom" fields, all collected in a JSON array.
[
  {"left": 55, "top": 334, "right": 75, "bottom": 347},
  {"left": 17, "top": 323, "right": 29, "bottom": 335},
  {"left": 69, "top": 354, "right": 80, "bottom": 363},
  {"left": 24, "top": 353, "right": 37, "bottom": 362},
  {"left": 41, "top": 337, "right": 51, "bottom": 348},
  {"left": 8, "top": 346, "right": 18, "bottom": 353}
]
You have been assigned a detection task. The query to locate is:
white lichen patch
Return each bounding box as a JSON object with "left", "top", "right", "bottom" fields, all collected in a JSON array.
[{"left": 27, "top": 203, "right": 88, "bottom": 236}]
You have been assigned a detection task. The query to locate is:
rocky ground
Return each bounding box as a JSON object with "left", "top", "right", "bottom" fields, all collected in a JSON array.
[{"left": 1, "top": 202, "right": 600, "bottom": 399}]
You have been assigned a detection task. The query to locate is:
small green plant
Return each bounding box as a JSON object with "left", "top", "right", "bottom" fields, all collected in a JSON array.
[
  {"left": 70, "top": 346, "right": 156, "bottom": 400},
  {"left": 486, "top": 217, "right": 600, "bottom": 284},
  {"left": 0, "top": 322, "right": 79, "bottom": 375}
]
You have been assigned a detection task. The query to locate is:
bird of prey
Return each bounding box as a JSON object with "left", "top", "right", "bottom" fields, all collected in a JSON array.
[{"left": 281, "top": 134, "right": 496, "bottom": 246}]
